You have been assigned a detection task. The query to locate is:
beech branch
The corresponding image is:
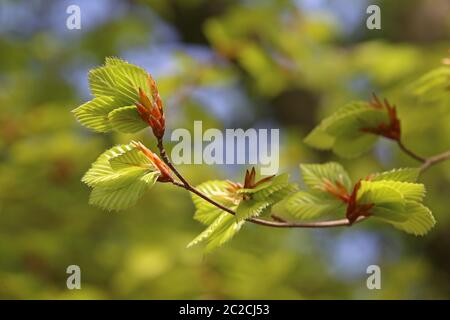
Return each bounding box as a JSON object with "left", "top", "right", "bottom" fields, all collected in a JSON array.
[
  {"left": 396, "top": 140, "right": 450, "bottom": 173},
  {"left": 156, "top": 138, "right": 367, "bottom": 229},
  {"left": 154, "top": 131, "right": 448, "bottom": 230}
]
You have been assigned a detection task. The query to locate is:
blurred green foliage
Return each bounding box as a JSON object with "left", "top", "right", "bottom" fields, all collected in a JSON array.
[{"left": 0, "top": 0, "right": 449, "bottom": 299}]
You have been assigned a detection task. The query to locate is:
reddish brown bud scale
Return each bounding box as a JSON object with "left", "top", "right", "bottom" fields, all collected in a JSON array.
[
  {"left": 362, "top": 94, "right": 401, "bottom": 141},
  {"left": 242, "top": 167, "right": 274, "bottom": 189},
  {"left": 322, "top": 179, "right": 351, "bottom": 203},
  {"left": 345, "top": 180, "right": 373, "bottom": 224},
  {"left": 147, "top": 74, "right": 163, "bottom": 112}
]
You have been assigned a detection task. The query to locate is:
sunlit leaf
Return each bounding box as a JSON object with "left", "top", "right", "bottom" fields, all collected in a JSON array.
[
  {"left": 236, "top": 199, "right": 270, "bottom": 221},
  {"left": 358, "top": 181, "right": 404, "bottom": 208},
  {"left": 187, "top": 212, "right": 244, "bottom": 252},
  {"left": 105, "top": 56, "right": 129, "bottom": 66},
  {"left": 88, "top": 61, "right": 149, "bottom": 105},
  {"left": 412, "top": 66, "right": 450, "bottom": 99},
  {"left": 89, "top": 171, "right": 159, "bottom": 211},
  {"left": 325, "top": 107, "right": 387, "bottom": 137},
  {"left": 73, "top": 58, "right": 152, "bottom": 134},
  {"left": 332, "top": 133, "right": 377, "bottom": 158},
  {"left": 375, "top": 201, "right": 435, "bottom": 236},
  {"left": 72, "top": 96, "right": 117, "bottom": 132},
  {"left": 82, "top": 142, "right": 159, "bottom": 211},
  {"left": 107, "top": 143, "right": 152, "bottom": 171},
  {"left": 366, "top": 180, "right": 425, "bottom": 202},
  {"left": 371, "top": 168, "right": 419, "bottom": 183},
  {"left": 304, "top": 101, "right": 391, "bottom": 157},
  {"left": 191, "top": 180, "right": 238, "bottom": 225},
  {"left": 108, "top": 106, "right": 147, "bottom": 133},
  {"left": 284, "top": 191, "right": 345, "bottom": 219}
]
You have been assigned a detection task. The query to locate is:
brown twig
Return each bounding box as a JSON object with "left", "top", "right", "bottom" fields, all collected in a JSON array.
[
  {"left": 156, "top": 138, "right": 367, "bottom": 229},
  {"left": 397, "top": 140, "right": 426, "bottom": 162},
  {"left": 420, "top": 150, "right": 450, "bottom": 173}
]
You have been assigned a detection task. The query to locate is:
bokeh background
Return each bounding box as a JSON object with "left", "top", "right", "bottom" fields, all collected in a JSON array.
[{"left": 0, "top": 0, "right": 449, "bottom": 299}]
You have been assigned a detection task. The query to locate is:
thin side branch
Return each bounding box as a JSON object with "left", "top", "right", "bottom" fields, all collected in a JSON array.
[
  {"left": 397, "top": 140, "right": 426, "bottom": 162},
  {"left": 420, "top": 150, "right": 450, "bottom": 173},
  {"left": 396, "top": 140, "right": 450, "bottom": 173}
]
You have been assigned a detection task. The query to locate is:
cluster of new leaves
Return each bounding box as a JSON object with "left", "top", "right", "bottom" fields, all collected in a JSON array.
[
  {"left": 73, "top": 58, "right": 172, "bottom": 211},
  {"left": 285, "top": 163, "right": 435, "bottom": 235},
  {"left": 82, "top": 142, "right": 160, "bottom": 211},
  {"left": 188, "top": 169, "right": 297, "bottom": 252},
  {"left": 72, "top": 57, "right": 154, "bottom": 134},
  {"left": 304, "top": 96, "right": 400, "bottom": 158}
]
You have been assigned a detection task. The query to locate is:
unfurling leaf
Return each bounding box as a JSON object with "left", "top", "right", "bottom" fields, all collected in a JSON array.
[
  {"left": 284, "top": 191, "right": 345, "bottom": 220},
  {"left": 283, "top": 162, "right": 351, "bottom": 219},
  {"left": 88, "top": 58, "right": 150, "bottom": 105},
  {"left": 370, "top": 168, "right": 419, "bottom": 183},
  {"left": 82, "top": 142, "right": 160, "bottom": 211},
  {"left": 108, "top": 106, "right": 148, "bottom": 133},
  {"left": 191, "top": 180, "right": 240, "bottom": 225},
  {"left": 300, "top": 162, "right": 352, "bottom": 193},
  {"left": 363, "top": 180, "right": 425, "bottom": 202},
  {"left": 235, "top": 173, "right": 297, "bottom": 221},
  {"left": 411, "top": 66, "right": 450, "bottom": 101},
  {"left": 357, "top": 180, "right": 435, "bottom": 235},
  {"left": 284, "top": 162, "right": 435, "bottom": 236},
  {"left": 72, "top": 96, "right": 118, "bottom": 132},
  {"left": 189, "top": 171, "right": 297, "bottom": 251},
  {"left": 235, "top": 199, "right": 270, "bottom": 221},
  {"left": 304, "top": 97, "right": 401, "bottom": 158},
  {"left": 187, "top": 213, "right": 245, "bottom": 253},
  {"left": 89, "top": 171, "right": 159, "bottom": 211},
  {"left": 73, "top": 57, "right": 160, "bottom": 134},
  {"left": 386, "top": 201, "right": 436, "bottom": 236}
]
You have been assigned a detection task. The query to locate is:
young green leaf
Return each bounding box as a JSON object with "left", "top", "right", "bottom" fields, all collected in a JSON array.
[
  {"left": 235, "top": 199, "right": 270, "bottom": 221},
  {"left": 260, "top": 182, "right": 298, "bottom": 204},
  {"left": 73, "top": 58, "right": 152, "bottom": 134},
  {"left": 107, "top": 143, "right": 153, "bottom": 171},
  {"left": 374, "top": 201, "right": 435, "bottom": 236},
  {"left": 235, "top": 173, "right": 297, "bottom": 220},
  {"left": 302, "top": 125, "right": 335, "bottom": 150},
  {"left": 82, "top": 142, "right": 160, "bottom": 211},
  {"left": 370, "top": 168, "right": 419, "bottom": 183},
  {"left": 365, "top": 180, "right": 425, "bottom": 202},
  {"left": 284, "top": 191, "right": 345, "bottom": 219},
  {"left": 88, "top": 61, "right": 149, "bottom": 105},
  {"left": 108, "top": 106, "right": 148, "bottom": 133},
  {"left": 191, "top": 180, "right": 239, "bottom": 225},
  {"left": 304, "top": 99, "right": 398, "bottom": 158},
  {"left": 411, "top": 66, "right": 450, "bottom": 100},
  {"left": 332, "top": 133, "right": 378, "bottom": 158},
  {"left": 89, "top": 171, "right": 159, "bottom": 211},
  {"left": 72, "top": 96, "right": 118, "bottom": 132},
  {"left": 105, "top": 57, "right": 128, "bottom": 66},
  {"left": 82, "top": 143, "right": 153, "bottom": 186},
  {"left": 357, "top": 181, "right": 407, "bottom": 222},
  {"left": 325, "top": 106, "right": 387, "bottom": 137},
  {"left": 303, "top": 102, "right": 368, "bottom": 149},
  {"left": 249, "top": 173, "right": 289, "bottom": 196}
]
